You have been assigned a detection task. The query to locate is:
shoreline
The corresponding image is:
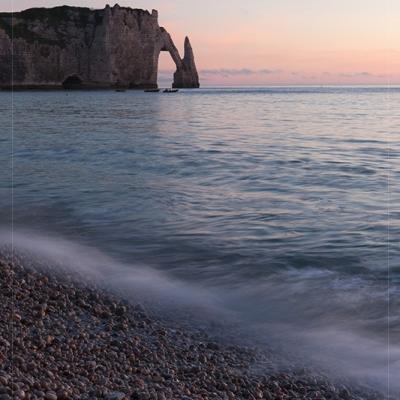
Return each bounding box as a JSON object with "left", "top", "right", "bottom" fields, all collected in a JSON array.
[{"left": 0, "top": 253, "right": 385, "bottom": 400}]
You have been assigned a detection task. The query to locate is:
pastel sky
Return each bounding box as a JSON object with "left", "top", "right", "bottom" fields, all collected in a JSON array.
[{"left": 5, "top": 0, "right": 400, "bottom": 85}]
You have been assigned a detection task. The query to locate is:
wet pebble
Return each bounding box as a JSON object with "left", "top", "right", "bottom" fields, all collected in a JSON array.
[{"left": 0, "top": 255, "right": 384, "bottom": 400}]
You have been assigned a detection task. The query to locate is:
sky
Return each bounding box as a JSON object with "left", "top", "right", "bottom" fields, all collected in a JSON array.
[{"left": 4, "top": 0, "right": 400, "bottom": 85}]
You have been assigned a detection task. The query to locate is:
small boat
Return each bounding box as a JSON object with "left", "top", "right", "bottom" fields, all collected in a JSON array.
[
  {"left": 115, "top": 88, "right": 126, "bottom": 92},
  {"left": 144, "top": 88, "right": 160, "bottom": 93},
  {"left": 163, "top": 88, "right": 179, "bottom": 93}
]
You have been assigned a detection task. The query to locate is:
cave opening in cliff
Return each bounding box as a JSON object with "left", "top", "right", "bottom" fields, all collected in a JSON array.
[
  {"left": 158, "top": 51, "right": 176, "bottom": 88},
  {"left": 62, "top": 75, "right": 83, "bottom": 89}
]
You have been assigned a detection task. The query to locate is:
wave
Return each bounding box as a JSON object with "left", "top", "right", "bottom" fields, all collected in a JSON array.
[{"left": 0, "top": 228, "right": 398, "bottom": 394}]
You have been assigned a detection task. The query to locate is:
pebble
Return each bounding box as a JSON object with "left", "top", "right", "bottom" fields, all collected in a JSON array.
[
  {"left": 45, "top": 391, "right": 57, "bottom": 400},
  {"left": 105, "top": 392, "right": 126, "bottom": 400},
  {"left": 0, "top": 255, "right": 384, "bottom": 400}
]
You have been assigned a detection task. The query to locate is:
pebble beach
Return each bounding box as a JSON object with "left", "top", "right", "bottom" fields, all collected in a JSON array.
[{"left": 0, "top": 253, "right": 386, "bottom": 400}]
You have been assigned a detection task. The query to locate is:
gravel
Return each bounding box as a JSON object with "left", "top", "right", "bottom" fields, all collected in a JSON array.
[{"left": 0, "top": 254, "right": 385, "bottom": 400}]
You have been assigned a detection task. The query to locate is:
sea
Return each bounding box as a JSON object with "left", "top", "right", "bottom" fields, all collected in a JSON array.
[{"left": 0, "top": 86, "right": 399, "bottom": 393}]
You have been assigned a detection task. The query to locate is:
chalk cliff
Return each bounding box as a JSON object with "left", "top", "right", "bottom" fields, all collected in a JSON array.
[{"left": 0, "top": 4, "right": 200, "bottom": 89}]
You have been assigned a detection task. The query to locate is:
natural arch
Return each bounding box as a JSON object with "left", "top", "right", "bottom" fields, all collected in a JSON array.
[
  {"left": 62, "top": 75, "right": 83, "bottom": 89},
  {"left": 158, "top": 51, "right": 175, "bottom": 87},
  {"left": 157, "top": 29, "right": 199, "bottom": 89}
]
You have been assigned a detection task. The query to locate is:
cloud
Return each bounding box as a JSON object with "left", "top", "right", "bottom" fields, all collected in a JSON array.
[
  {"left": 337, "top": 71, "right": 385, "bottom": 78},
  {"left": 158, "top": 68, "right": 390, "bottom": 84},
  {"left": 199, "top": 68, "right": 281, "bottom": 77},
  {"left": 158, "top": 68, "right": 282, "bottom": 80}
]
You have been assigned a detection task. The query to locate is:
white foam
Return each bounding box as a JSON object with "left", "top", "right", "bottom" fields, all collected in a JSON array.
[{"left": 0, "top": 228, "right": 397, "bottom": 394}]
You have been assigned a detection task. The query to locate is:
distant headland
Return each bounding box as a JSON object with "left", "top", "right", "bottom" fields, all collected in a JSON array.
[{"left": 0, "top": 4, "right": 200, "bottom": 89}]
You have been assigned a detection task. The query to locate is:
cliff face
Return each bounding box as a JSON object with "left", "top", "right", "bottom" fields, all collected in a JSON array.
[{"left": 0, "top": 4, "right": 200, "bottom": 89}]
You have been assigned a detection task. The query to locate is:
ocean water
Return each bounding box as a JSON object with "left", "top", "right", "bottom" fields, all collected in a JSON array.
[{"left": 0, "top": 86, "right": 399, "bottom": 391}]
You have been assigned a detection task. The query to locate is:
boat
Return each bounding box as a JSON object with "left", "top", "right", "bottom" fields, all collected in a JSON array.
[
  {"left": 163, "top": 88, "right": 179, "bottom": 93},
  {"left": 144, "top": 88, "right": 160, "bottom": 93},
  {"left": 115, "top": 88, "right": 126, "bottom": 92}
]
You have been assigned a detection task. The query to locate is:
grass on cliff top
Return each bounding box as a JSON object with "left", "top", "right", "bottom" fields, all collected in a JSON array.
[
  {"left": 0, "top": 6, "right": 104, "bottom": 46},
  {"left": 0, "top": 5, "right": 151, "bottom": 21},
  {"left": 0, "top": 6, "right": 102, "bottom": 27},
  {"left": 0, "top": 5, "right": 154, "bottom": 46},
  {"left": 0, "top": 6, "right": 90, "bottom": 20},
  {"left": 0, "top": 17, "right": 63, "bottom": 47}
]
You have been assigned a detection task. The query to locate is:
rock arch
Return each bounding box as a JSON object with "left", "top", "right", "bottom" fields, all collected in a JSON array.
[
  {"left": 0, "top": 5, "right": 200, "bottom": 90},
  {"left": 158, "top": 29, "right": 199, "bottom": 88}
]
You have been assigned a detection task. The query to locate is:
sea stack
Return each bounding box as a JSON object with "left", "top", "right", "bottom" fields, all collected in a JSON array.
[
  {"left": 0, "top": 4, "right": 200, "bottom": 89},
  {"left": 173, "top": 37, "right": 200, "bottom": 88}
]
